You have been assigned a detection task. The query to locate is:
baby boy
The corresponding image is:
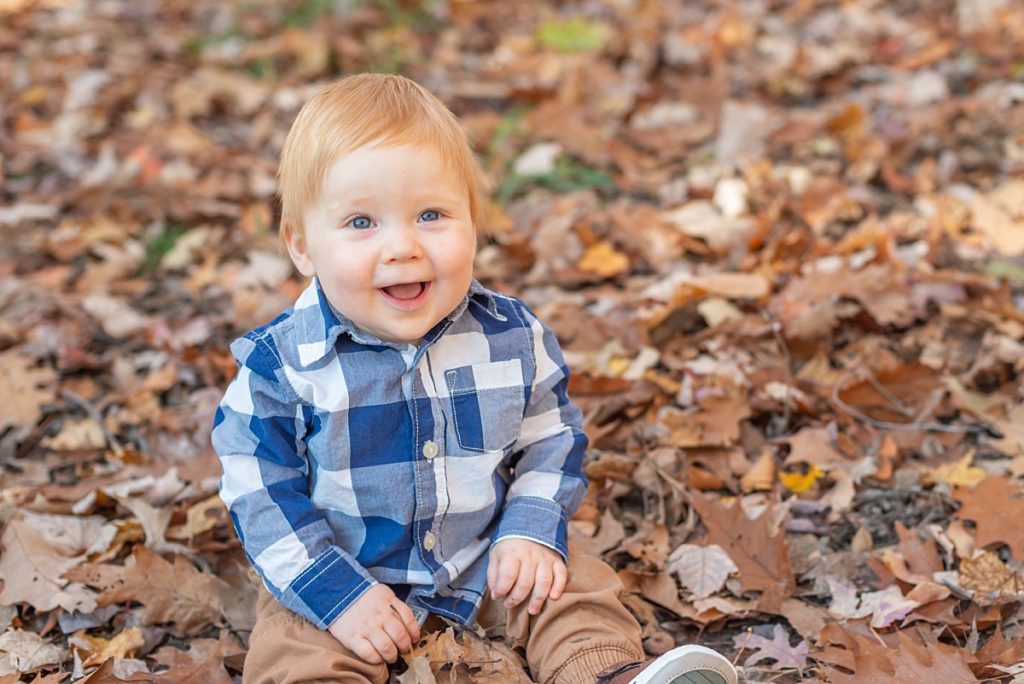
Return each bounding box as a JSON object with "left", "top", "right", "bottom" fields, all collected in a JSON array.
[{"left": 212, "top": 73, "right": 737, "bottom": 684}]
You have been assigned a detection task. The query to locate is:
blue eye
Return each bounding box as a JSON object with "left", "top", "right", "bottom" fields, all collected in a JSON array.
[
  {"left": 420, "top": 210, "right": 440, "bottom": 222},
  {"left": 348, "top": 216, "right": 373, "bottom": 230}
]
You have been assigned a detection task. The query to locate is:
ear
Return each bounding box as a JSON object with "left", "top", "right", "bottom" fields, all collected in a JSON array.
[{"left": 281, "top": 219, "right": 316, "bottom": 277}]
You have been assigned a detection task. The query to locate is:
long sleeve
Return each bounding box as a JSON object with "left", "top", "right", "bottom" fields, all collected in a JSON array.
[
  {"left": 493, "top": 303, "right": 589, "bottom": 560},
  {"left": 211, "top": 334, "right": 376, "bottom": 629}
]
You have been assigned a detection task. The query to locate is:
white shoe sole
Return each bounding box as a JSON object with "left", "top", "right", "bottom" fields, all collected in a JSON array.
[{"left": 627, "top": 644, "right": 738, "bottom": 684}]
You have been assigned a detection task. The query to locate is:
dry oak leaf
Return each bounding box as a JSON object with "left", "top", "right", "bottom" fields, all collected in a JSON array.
[
  {"left": 662, "top": 395, "right": 751, "bottom": 448},
  {"left": 0, "top": 517, "right": 97, "bottom": 613},
  {"left": 577, "top": 240, "right": 630, "bottom": 278},
  {"left": 921, "top": 451, "right": 987, "bottom": 489},
  {"left": 689, "top": 493, "right": 795, "bottom": 612},
  {"left": 401, "top": 627, "right": 532, "bottom": 684},
  {"left": 954, "top": 477, "right": 1024, "bottom": 560},
  {"left": 0, "top": 629, "right": 65, "bottom": 676},
  {"left": 666, "top": 543, "right": 738, "bottom": 599},
  {"left": 90, "top": 546, "right": 230, "bottom": 636},
  {"left": 0, "top": 349, "right": 57, "bottom": 436},
  {"left": 957, "top": 550, "right": 1024, "bottom": 605},
  {"left": 148, "top": 630, "right": 244, "bottom": 684},
  {"left": 821, "top": 628, "right": 978, "bottom": 684},
  {"left": 70, "top": 627, "right": 145, "bottom": 669},
  {"left": 974, "top": 625, "right": 1024, "bottom": 674},
  {"left": 732, "top": 624, "right": 808, "bottom": 671}
]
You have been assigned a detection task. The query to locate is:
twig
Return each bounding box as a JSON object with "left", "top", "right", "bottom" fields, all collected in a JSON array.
[
  {"left": 732, "top": 627, "right": 753, "bottom": 667},
  {"left": 60, "top": 388, "right": 124, "bottom": 455},
  {"left": 831, "top": 372, "right": 976, "bottom": 434}
]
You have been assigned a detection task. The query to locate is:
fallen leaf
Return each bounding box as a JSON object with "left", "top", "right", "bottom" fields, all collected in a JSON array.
[
  {"left": 690, "top": 493, "right": 795, "bottom": 612},
  {"left": 91, "top": 546, "right": 230, "bottom": 636},
  {"left": 0, "top": 349, "right": 57, "bottom": 438},
  {"left": 958, "top": 550, "right": 1024, "bottom": 605},
  {"left": 821, "top": 628, "right": 979, "bottom": 683},
  {"left": 402, "top": 627, "right": 532, "bottom": 683},
  {"left": 69, "top": 627, "right": 145, "bottom": 668},
  {"left": 733, "top": 623, "right": 808, "bottom": 671},
  {"left": 739, "top": 449, "right": 775, "bottom": 493},
  {"left": 148, "top": 631, "right": 244, "bottom": 684},
  {"left": 851, "top": 585, "right": 919, "bottom": 629},
  {"left": 954, "top": 477, "right": 1024, "bottom": 560},
  {"left": 577, "top": 241, "right": 630, "bottom": 278},
  {"left": 922, "top": 451, "right": 987, "bottom": 489},
  {"left": 826, "top": 578, "right": 860, "bottom": 620},
  {"left": 0, "top": 518, "right": 97, "bottom": 614},
  {"left": 779, "top": 464, "right": 824, "bottom": 493},
  {"left": 0, "top": 629, "right": 65, "bottom": 676},
  {"left": 666, "top": 543, "right": 738, "bottom": 599}
]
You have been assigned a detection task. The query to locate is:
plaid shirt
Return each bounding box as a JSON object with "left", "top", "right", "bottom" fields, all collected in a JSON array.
[{"left": 211, "top": 278, "right": 588, "bottom": 629}]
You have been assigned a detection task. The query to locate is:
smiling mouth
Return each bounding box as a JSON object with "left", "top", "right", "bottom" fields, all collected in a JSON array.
[{"left": 381, "top": 282, "right": 426, "bottom": 300}]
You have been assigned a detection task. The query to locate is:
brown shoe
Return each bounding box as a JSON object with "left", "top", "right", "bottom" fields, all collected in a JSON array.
[{"left": 595, "top": 644, "right": 738, "bottom": 684}]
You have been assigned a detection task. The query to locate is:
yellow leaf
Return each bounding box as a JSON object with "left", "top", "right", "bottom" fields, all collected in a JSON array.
[
  {"left": 75, "top": 627, "right": 145, "bottom": 667},
  {"left": 740, "top": 449, "right": 776, "bottom": 493},
  {"left": 779, "top": 465, "right": 823, "bottom": 493},
  {"left": 923, "top": 451, "right": 987, "bottom": 488},
  {"left": 578, "top": 241, "right": 630, "bottom": 278}
]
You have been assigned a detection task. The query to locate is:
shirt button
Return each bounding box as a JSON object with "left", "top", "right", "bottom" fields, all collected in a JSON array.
[
  {"left": 422, "top": 440, "right": 439, "bottom": 460},
  {"left": 423, "top": 531, "right": 436, "bottom": 551}
]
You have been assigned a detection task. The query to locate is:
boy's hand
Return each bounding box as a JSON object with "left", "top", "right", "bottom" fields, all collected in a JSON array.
[
  {"left": 326, "top": 584, "right": 420, "bottom": 664},
  {"left": 488, "top": 538, "right": 567, "bottom": 616}
]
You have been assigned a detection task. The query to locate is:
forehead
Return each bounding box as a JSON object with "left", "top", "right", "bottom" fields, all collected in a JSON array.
[{"left": 320, "top": 143, "right": 468, "bottom": 200}]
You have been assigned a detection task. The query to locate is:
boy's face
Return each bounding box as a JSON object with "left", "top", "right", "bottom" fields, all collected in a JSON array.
[{"left": 284, "top": 143, "right": 476, "bottom": 345}]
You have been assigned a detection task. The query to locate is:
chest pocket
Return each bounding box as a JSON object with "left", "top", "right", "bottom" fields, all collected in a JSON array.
[{"left": 446, "top": 359, "right": 526, "bottom": 453}]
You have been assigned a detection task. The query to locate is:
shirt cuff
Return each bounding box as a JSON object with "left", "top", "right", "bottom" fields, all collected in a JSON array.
[
  {"left": 276, "top": 545, "right": 377, "bottom": 630},
  {"left": 493, "top": 496, "right": 570, "bottom": 561}
]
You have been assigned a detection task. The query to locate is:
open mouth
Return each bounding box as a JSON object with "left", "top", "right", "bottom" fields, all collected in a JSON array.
[
  {"left": 381, "top": 282, "right": 426, "bottom": 300},
  {"left": 379, "top": 281, "right": 430, "bottom": 308}
]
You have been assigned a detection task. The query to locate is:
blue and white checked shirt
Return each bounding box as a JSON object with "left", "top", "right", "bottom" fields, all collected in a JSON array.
[{"left": 211, "top": 278, "right": 588, "bottom": 629}]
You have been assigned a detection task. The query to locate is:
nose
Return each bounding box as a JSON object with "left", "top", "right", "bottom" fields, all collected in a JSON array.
[{"left": 381, "top": 223, "right": 424, "bottom": 263}]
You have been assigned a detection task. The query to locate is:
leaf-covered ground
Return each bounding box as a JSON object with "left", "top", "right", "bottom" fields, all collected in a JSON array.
[{"left": 1, "top": 0, "right": 1023, "bottom": 682}]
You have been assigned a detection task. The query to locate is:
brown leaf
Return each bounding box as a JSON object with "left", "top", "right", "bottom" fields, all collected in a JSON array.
[
  {"left": 957, "top": 550, "right": 1023, "bottom": 605},
  {"left": 954, "top": 477, "right": 1024, "bottom": 560},
  {"left": 974, "top": 625, "right": 1024, "bottom": 672},
  {"left": 821, "top": 628, "right": 978, "bottom": 683},
  {"left": 148, "top": 631, "right": 243, "bottom": 684},
  {"left": 0, "top": 518, "right": 97, "bottom": 613},
  {"left": 0, "top": 629, "right": 65, "bottom": 675},
  {"left": 94, "top": 546, "right": 229, "bottom": 636},
  {"left": 662, "top": 395, "right": 751, "bottom": 448},
  {"left": 0, "top": 349, "right": 57, "bottom": 437},
  {"left": 70, "top": 627, "right": 146, "bottom": 669},
  {"left": 690, "top": 494, "right": 795, "bottom": 612},
  {"left": 402, "top": 627, "right": 532, "bottom": 684}
]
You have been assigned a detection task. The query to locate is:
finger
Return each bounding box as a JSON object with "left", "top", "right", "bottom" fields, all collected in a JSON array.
[
  {"left": 491, "top": 554, "right": 521, "bottom": 599},
  {"left": 390, "top": 602, "right": 421, "bottom": 643},
  {"left": 527, "top": 562, "right": 553, "bottom": 615},
  {"left": 504, "top": 563, "right": 536, "bottom": 608},
  {"left": 352, "top": 637, "right": 383, "bottom": 665},
  {"left": 550, "top": 561, "right": 567, "bottom": 600},
  {"left": 384, "top": 616, "right": 413, "bottom": 654},
  {"left": 370, "top": 630, "right": 400, "bottom": 664}
]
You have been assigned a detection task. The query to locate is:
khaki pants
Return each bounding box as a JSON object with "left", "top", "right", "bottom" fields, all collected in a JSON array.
[{"left": 243, "top": 548, "right": 644, "bottom": 684}]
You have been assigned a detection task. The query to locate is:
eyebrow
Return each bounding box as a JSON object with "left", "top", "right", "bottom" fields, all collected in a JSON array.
[{"left": 327, "top": 195, "right": 466, "bottom": 213}]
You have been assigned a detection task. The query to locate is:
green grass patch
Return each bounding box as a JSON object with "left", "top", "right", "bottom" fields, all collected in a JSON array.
[
  {"left": 985, "top": 259, "right": 1024, "bottom": 284},
  {"left": 496, "top": 156, "right": 616, "bottom": 204},
  {"left": 143, "top": 223, "right": 189, "bottom": 273},
  {"left": 537, "top": 17, "right": 608, "bottom": 53},
  {"left": 283, "top": 0, "right": 333, "bottom": 27}
]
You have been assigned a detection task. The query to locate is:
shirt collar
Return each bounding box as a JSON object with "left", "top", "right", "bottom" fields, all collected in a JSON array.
[{"left": 294, "top": 277, "right": 504, "bottom": 365}]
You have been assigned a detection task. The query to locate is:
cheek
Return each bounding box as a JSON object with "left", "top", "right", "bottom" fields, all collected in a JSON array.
[{"left": 435, "top": 238, "right": 476, "bottom": 276}]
